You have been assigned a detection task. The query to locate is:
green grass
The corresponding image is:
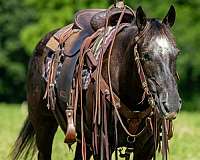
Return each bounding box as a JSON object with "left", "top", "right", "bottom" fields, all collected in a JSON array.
[
  {"left": 0, "top": 103, "right": 200, "bottom": 160},
  {"left": 169, "top": 112, "right": 200, "bottom": 160},
  {"left": 0, "top": 103, "right": 73, "bottom": 160}
]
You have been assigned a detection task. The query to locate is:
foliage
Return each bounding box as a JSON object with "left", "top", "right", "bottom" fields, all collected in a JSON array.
[
  {"left": 0, "top": 0, "right": 199, "bottom": 105},
  {"left": 0, "top": 0, "right": 36, "bottom": 102},
  {"left": 20, "top": 0, "right": 108, "bottom": 54},
  {"left": 1, "top": 104, "right": 200, "bottom": 159}
]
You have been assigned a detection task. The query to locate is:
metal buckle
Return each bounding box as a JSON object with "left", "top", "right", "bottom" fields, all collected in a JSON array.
[{"left": 127, "top": 136, "right": 135, "bottom": 144}]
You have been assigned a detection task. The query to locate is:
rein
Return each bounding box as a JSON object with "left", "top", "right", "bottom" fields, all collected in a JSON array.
[{"left": 105, "top": 8, "right": 156, "bottom": 140}]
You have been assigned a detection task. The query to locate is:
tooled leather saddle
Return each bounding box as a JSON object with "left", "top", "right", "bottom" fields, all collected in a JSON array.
[{"left": 44, "top": 3, "right": 135, "bottom": 144}]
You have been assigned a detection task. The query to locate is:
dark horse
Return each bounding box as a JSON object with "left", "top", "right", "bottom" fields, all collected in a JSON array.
[{"left": 11, "top": 5, "right": 181, "bottom": 160}]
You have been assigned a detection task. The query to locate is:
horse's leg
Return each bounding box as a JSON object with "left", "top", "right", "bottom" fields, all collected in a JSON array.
[
  {"left": 35, "top": 115, "right": 58, "bottom": 160},
  {"left": 74, "top": 142, "right": 92, "bottom": 160},
  {"left": 28, "top": 86, "right": 58, "bottom": 160},
  {"left": 133, "top": 136, "right": 155, "bottom": 160},
  {"left": 27, "top": 66, "right": 58, "bottom": 160},
  {"left": 28, "top": 97, "right": 58, "bottom": 160}
]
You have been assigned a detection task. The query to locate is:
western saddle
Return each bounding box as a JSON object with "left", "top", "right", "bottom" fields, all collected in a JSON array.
[{"left": 44, "top": 2, "right": 135, "bottom": 145}]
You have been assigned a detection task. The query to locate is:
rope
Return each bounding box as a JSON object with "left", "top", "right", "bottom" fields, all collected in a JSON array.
[{"left": 107, "top": 7, "right": 145, "bottom": 138}]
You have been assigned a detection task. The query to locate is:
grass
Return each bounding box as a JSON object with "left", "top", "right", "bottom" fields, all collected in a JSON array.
[{"left": 0, "top": 103, "right": 200, "bottom": 160}]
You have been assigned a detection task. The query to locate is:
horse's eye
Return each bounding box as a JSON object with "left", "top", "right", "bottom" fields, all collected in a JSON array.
[{"left": 143, "top": 53, "right": 152, "bottom": 61}]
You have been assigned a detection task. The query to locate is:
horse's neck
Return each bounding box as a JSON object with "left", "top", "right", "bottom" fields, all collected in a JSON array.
[
  {"left": 102, "top": 26, "right": 144, "bottom": 108},
  {"left": 118, "top": 48, "right": 144, "bottom": 108}
]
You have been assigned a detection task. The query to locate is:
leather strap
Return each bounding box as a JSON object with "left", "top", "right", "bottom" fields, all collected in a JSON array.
[{"left": 94, "top": 74, "right": 152, "bottom": 120}]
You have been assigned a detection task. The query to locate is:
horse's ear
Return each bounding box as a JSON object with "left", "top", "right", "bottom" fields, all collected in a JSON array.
[
  {"left": 162, "top": 5, "right": 176, "bottom": 27},
  {"left": 136, "top": 6, "right": 147, "bottom": 31}
]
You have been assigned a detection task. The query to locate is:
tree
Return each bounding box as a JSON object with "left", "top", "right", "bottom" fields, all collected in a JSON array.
[
  {"left": 0, "top": 0, "right": 36, "bottom": 102},
  {"left": 0, "top": 0, "right": 200, "bottom": 104}
]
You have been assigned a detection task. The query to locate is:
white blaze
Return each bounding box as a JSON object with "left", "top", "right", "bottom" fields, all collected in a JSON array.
[
  {"left": 156, "top": 37, "right": 169, "bottom": 48},
  {"left": 155, "top": 37, "right": 171, "bottom": 55}
]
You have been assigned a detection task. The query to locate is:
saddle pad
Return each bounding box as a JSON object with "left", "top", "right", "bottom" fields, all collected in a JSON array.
[
  {"left": 42, "top": 51, "right": 63, "bottom": 82},
  {"left": 46, "top": 24, "right": 74, "bottom": 52}
]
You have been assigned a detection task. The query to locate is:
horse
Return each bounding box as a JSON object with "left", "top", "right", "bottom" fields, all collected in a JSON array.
[{"left": 11, "top": 4, "right": 181, "bottom": 160}]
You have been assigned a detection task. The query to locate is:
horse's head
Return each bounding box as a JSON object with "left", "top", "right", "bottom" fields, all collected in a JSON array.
[{"left": 134, "top": 6, "right": 181, "bottom": 120}]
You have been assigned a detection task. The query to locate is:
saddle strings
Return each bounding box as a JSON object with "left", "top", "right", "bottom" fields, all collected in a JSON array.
[{"left": 77, "top": 29, "right": 103, "bottom": 160}]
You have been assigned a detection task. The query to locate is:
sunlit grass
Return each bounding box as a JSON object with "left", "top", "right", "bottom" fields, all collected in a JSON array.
[
  {"left": 169, "top": 112, "right": 200, "bottom": 160},
  {"left": 0, "top": 103, "right": 199, "bottom": 160}
]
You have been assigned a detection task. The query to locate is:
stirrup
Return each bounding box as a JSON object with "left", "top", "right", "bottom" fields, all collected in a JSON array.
[{"left": 64, "top": 109, "right": 76, "bottom": 144}]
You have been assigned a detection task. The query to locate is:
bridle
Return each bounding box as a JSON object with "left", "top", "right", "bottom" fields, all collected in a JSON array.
[
  {"left": 132, "top": 22, "right": 173, "bottom": 160},
  {"left": 134, "top": 30, "right": 156, "bottom": 111},
  {"left": 107, "top": 14, "right": 156, "bottom": 139}
]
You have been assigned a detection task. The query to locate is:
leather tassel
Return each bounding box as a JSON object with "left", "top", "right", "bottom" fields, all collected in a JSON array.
[
  {"left": 103, "top": 93, "right": 109, "bottom": 160},
  {"left": 161, "top": 119, "right": 169, "bottom": 160}
]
